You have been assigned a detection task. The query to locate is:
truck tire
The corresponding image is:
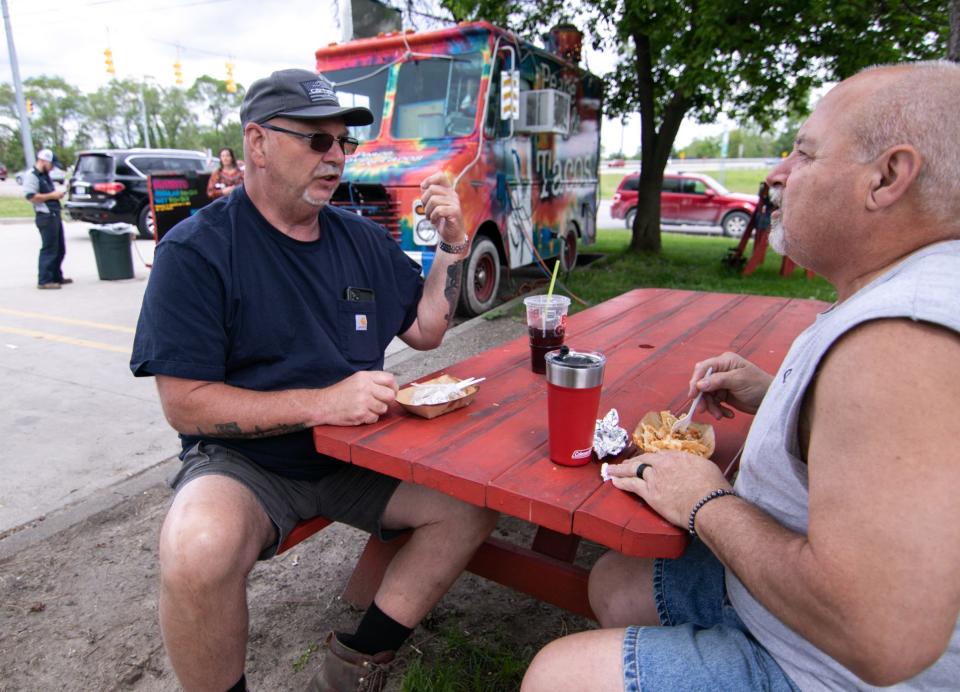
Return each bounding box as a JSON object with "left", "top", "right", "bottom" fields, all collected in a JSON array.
[
  {"left": 722, "top": 210, "right": 751, "bottom": 238},
  {"left": 625, "top": 207, "right": 637, "bottom": 229},
  {"left": 560, "top": 227, "right": 578, "bottom": 272},
  {"left": 458, "top": 237, "right": 501, "bottom": 317},
  {"left": 137, "top": 205, "right": 155, "bottom": 240}
]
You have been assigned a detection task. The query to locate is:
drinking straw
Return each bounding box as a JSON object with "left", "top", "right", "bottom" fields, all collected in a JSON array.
[
  {"left": 543, "top": 260, "right": 561, "bottom": 334},
  {"left": 547, "top": 259, "right": 560, "bottom": 297}
]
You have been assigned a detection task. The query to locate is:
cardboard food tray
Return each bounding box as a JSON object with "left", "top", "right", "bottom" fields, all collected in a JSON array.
[{"left": 397, "top": 374, "right": 480, "bottom": 419}]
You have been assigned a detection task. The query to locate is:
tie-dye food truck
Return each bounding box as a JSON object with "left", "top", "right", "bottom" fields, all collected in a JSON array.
[{"left": 315, "top": 21, "right": 602, "bottom": 316}]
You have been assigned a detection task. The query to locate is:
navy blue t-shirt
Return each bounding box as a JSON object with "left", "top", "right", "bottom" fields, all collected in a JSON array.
[{"left": 130, "top": 187, "right": 424, "bottom": 479}]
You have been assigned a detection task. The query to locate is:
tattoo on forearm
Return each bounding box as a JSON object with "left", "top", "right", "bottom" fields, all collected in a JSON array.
[
  {"left": 443, "top": 261, "right": 463, "bottom": 323},
  {"left": 199, "top": 421, "right": 308, "bottom": 439}
]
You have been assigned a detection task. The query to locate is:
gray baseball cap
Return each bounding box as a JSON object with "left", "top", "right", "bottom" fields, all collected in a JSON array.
[{"left": 240, "top": 68, "right": 374, "bottom": 127}]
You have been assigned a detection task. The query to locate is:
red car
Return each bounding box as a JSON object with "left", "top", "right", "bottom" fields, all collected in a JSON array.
[{"left": 611, "top": 172, "right": 758, "bottom": 237}]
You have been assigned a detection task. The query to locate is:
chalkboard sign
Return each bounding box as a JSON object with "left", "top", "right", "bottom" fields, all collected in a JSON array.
[{"left": 147, "top": 171, "right": 213, "bottom": 242}]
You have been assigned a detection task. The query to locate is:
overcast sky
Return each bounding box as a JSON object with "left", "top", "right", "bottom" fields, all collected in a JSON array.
[{"left": 0, "top": 0, "right": 728, "bottom": 154}]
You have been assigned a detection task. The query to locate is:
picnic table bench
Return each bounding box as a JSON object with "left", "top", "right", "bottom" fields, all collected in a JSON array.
[{"left": 284, "top": 289, "right": 826, "bottom": 619}]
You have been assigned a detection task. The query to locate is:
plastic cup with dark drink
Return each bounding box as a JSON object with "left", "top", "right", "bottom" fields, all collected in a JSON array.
[
  {"left": 545, "top": 347, "right": 606, "bottom": 466},
  {"left": 523, "top": 295, "right": 571, "bottom": 374}
]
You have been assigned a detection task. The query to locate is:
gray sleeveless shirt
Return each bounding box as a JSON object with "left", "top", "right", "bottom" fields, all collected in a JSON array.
[{"left": 726, "top": 240, "right": 960, "bottom": 690}]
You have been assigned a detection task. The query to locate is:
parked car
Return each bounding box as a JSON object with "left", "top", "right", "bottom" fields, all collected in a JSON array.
[
  {"left": 16, "top": 166, "right": 67, "bottom": 185},
  {"left": 611, "top": 172, "right": 758, "bottom": 237},
  {"left": 65, "top": 149, "right": 210, "bottom": 239},
  {"left": 0, "top": 163, "right": 7, "bottom": 181},
  {"left": 608, "top": 158, "right": 626, "bottom": 168}
]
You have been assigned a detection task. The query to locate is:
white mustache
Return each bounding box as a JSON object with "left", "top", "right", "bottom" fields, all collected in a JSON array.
[
  {"left": 312, "top": 165, "right": 341, "bottom": 179},
  {"left": 768, "top": 185, "right": 783, "bottom": 209}
]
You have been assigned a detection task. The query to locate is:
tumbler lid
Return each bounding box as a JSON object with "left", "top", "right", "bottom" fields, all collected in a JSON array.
[{"left": 545, "top": 347, "right": 606, "bottom": 388}]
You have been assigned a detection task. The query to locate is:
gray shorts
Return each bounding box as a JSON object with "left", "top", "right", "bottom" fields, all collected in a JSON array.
[{"left": 169, "top": 442, "right": 404, "bottom": 560}]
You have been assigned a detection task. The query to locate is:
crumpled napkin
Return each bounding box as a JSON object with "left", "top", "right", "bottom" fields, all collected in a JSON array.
[
  {"left": 593, "top": 408, "right": 629, "bottom": 460},
  {"left": 410, "top": 383, "right": 465, "bottom": 405}
]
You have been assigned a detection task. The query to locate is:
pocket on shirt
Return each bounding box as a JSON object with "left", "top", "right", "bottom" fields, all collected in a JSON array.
[{"left": 337, "top": 299, "right": 380, "bottom": 364}]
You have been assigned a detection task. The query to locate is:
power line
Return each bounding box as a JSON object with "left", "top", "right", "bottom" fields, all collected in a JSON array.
[{"left": 11, "top": 0, "right": 234, "bottom": 24}]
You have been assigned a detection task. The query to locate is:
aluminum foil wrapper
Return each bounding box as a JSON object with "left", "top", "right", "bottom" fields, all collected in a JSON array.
[{"left": 593, "top": 408, "right": 629, "bottom": 460}]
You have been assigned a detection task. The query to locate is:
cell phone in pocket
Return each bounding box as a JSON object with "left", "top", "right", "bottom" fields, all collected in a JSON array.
[{"left": 344, "top": 286, "right": 375, "bottom": 302}]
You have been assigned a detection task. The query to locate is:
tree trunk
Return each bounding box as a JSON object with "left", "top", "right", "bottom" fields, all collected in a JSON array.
[
  {"left": 949, "top": 0, "right": 959, "bottom": 61},
  {"left": 629, "top": 183, "right": 662, "bottom": 253}
]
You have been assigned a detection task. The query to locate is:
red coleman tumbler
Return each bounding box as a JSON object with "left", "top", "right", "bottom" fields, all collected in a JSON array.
[{"left": 545, "top": 346, "right": 606, "bottom": 466}]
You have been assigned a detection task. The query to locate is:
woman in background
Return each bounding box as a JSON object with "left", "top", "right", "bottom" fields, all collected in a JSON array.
[{"left": 206, "top": 147, "right": 244, "bottom": 199}]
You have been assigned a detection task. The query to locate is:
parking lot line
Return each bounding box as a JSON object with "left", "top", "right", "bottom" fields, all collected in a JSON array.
[
  {"left": 0, "top": 307, "right": 136, "bottom": 333},
  {"left": 0, "top": 326, "right": 131, "bottom": 353}
]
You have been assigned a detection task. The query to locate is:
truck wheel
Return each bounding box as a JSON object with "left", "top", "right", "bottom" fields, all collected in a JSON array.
[
  {"left": 137, "top": 205, "right": 155, "bottom": 240},
  {"left": 625, "top": 207, "right": 637, "bottom": 229},
  {"left": 722, "top": 211, "right": 751, "bottom": 238},
  {"left": 560, "top": 227, "right": 578, "bottom": 272},
  {"left": 458, "top": 237, "right": 501, "bottom": 317}
]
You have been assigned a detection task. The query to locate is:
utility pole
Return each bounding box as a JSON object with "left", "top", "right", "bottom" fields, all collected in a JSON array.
[
  {"left": 1, "top": 0, "right": 35, "bottom": 166},
  {"left": 139, "top": 79, "right": 151, "bottom": 148}
]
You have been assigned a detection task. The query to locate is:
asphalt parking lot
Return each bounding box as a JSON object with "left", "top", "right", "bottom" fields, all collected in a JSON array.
[{"left": 0, "top": 217, "right": 172, "bottom": 535}]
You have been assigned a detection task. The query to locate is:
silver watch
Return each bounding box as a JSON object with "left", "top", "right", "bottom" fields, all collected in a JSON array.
[{"left": 437, "top": 235, "right": 469, "bottom": 255}]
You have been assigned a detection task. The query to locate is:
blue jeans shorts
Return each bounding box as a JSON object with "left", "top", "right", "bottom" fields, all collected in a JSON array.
[{"left": 623, "top": 539, "right": 800, "bottom": 691}]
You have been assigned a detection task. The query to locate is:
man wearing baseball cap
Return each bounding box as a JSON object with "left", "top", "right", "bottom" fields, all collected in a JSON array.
[
  {"left": 132, "top": 69, "right": 495, "bottom": 692},
  {"left": 23, "top": 148, "right": 69, "bottom": 289}
]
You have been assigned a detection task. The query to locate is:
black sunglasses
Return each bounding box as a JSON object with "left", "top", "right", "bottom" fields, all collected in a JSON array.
[{"left": 260, "top": 124, "right": 359, "bottom": 155}]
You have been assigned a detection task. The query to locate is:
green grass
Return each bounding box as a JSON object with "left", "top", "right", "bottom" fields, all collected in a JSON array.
[
  {"left": 400, "top": 627, "right": 534, "bottom": 692},
  {"left": 552, "top": 229, "right": 835, "bottom": 315},
  {"left": 0, "top": 196, "right": 35, "bottom": 217},
  {"left": 599, "top": 167, "right": 771, "bottom": 200}
]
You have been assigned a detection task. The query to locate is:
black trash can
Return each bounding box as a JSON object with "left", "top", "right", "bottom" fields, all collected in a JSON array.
[{"left": 89, "top": 224, "right": 136, "bottom": 280}]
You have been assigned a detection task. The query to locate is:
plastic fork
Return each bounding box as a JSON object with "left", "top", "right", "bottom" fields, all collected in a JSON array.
[{"left": 671, "top": 367, "right": 713, "bottom": 434}]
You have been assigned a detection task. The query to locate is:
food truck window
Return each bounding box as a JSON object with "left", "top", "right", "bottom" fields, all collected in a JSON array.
[
  {"left": 393, "top": 53, "right": 482, "bottom": 139},
  {"left": 484, "top": 57, "right": 514, "bottom": 139},
  {"left": 321, "top": 65, "right": 389, "bottom": 141}
]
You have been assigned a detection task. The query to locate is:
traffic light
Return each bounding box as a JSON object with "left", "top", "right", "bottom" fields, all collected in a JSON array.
[
  {"left": 225, "top": 61, "right": 236, "bottom": 94},
  {"left": 173, "top": 60, "right": 183, "bottom": 85},
  {"left": 25, "top": 98, "right": 33, "bottom": 115},
  {"left": 104, "top": 48, "right": 115, "bottom": 75}
]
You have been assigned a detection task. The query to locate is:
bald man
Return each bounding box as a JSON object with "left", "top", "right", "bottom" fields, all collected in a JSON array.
[{"left": 524, "top": 60, "right": 960, "bottom": 691}]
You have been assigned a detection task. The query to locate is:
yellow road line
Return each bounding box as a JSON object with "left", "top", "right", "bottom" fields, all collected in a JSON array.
[
  {"left": 0, "top": 326, "right": 130, "bottom": 353},
  {"left": 0, "top": 307, "right": 135, "bottom": 333}
]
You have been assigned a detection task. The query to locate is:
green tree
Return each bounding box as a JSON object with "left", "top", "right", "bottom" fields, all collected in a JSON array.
[
  {"left": 83, "top": 78, "right": 146, "bottom": 149},
  {"left": 682, "top": 135, "right": 721, "bottom": 159},
  {"left": 24, "top": 75, "right": 86, "bottom": 163},
  {"left": 187, "top": 75, "right": 245, "bottom": 157},
  {"left": 441, "top": 0, "right": 950, "bottom": 252},
  {"left": 150, "top": 86, "right": 199, "bottom": 149}
]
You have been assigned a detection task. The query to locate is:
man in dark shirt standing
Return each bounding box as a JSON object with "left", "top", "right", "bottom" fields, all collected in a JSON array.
[
  {"left": 130, "top": 69, "right": 497, "bottom": 691},
  {"left": 23, "top": 148, "right": 69, "bottom": 289}
]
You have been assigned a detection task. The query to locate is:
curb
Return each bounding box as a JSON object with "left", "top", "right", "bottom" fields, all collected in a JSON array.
[
  {"left": 383, "top": 291, "right": 529, "bottom": 371},
  {"left": 0, "top": 455, "right": 180, "bottom": 561}
]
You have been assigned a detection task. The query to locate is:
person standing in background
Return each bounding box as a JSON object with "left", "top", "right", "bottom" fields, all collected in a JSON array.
[
  {"left": 23, "top": 149, "right": 69, "bottom": 289},
  {"left": 206, "top": 147, "right": 244, "bottom": 199}
]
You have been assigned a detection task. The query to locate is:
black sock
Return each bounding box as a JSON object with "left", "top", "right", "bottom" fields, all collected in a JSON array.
[
  {"left": 226, "top": 674, "right": 246, "bottom": 692},
  {"left": 337, "top": 601, "right": 413, "bottom": 655}
]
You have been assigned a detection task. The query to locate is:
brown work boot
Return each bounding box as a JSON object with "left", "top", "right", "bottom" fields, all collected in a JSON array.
[{"left": 305, "top": 632, "right": 395, "bottom": 692}]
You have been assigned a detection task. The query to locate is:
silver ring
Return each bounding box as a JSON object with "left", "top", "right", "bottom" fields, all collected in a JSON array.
[{"left": 636, "top": 463, "right": 651, "bottom": 480}]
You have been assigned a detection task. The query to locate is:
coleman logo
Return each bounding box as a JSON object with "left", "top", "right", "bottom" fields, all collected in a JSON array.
[
  {"left": 571, "top": 447, "right": 592, "bottom": 460},
  {"left": 299, "top": 79, "right": 337, "bottom": 104}
]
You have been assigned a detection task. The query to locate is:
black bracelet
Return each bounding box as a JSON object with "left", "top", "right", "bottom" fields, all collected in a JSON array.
[
  {"left": 687, "top": 488, "right": 737, "bottom": 537},
  {"left": 438, "top": 235, "right": 469, "bottom": 255}
]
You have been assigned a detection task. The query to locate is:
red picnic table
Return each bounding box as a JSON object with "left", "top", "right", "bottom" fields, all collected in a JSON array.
[{"left": 299, "top": 288, "right": 826, "bottom": 619}]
